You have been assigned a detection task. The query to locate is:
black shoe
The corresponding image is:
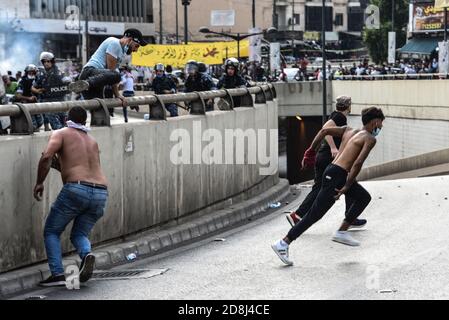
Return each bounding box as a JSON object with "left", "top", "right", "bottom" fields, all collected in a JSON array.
[
  {"left": 39, "top": 274, "right": 66, "bottom": 287},
  {"left": 79, "top": 253, "right": 96, "bottom": 283},
  {"left": 348, "top": 218, "right": 367, "bottom": 230},
  {"left": 68, "top": 80, "right": 89, "bottom": 93}
]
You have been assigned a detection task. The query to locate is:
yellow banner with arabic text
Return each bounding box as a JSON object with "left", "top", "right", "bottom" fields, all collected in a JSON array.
[
  {"left": 132, "top": 41, "right": 249, "bottom": 67},
  {"left": 435, "top": 0, "right": 449, "bottom": 9}
]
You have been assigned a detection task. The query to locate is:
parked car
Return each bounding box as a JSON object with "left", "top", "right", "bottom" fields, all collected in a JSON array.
[{"left": 282, "top": 67, "right": 301, "bottom": 81}]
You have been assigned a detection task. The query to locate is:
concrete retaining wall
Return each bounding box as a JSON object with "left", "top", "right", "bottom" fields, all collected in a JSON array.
[
  {"left": 332, "top": 80, "right": 449, "bottom": 167},
  {"left": 332, "top": 80, "right": 449, "bottom": 121},
  {"left": 358, "top": 148, "right": 449, "bottom": 181},
  {"left": 0, "top": 101, "right": 279, "bottom": 273},
  {"left": 274, "top": 81, "right": 333, "bottom": 117}
]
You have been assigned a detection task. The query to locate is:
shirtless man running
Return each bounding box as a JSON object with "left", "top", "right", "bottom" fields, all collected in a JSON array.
[
  {"left": 271, "top": 107, "right": 385, "bottom": 265},
  {"left": 34, "top": 106, "right": 108, "bottom": 286}
]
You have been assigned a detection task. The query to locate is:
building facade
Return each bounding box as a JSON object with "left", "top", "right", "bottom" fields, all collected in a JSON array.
[
  {"left": 0, "top": 0, "right": 155, "bottom": 69},
  {"left": 152, "top": 0, "right": 274, "bottom": 43},
  {"left": 275, "top": 0, "right": 367, "bottom": 39}
]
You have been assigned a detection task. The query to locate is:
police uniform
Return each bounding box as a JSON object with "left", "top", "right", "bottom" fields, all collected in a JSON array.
[
  {"left": 152, "top": 74, "right": 178, "bottom": 117},
  {"left": 16, "top": 75, "right": 41, "bottom": 130},
  {"left": 33, "top": 66, "right": 68, "bottom": 129}
]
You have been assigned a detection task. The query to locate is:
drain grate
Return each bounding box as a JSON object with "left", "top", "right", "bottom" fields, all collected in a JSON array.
[{"left": 91, "top": 268, "right": 169, "bottom": 281}]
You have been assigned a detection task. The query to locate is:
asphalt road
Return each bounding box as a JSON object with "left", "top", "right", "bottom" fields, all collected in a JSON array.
[{"left": 10, "top": 175, "right": 449, "bottom": 300}]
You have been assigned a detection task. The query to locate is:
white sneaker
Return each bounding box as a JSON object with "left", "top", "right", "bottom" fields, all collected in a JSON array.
[
  {"left": 332, "top": 231, "right": 360, "bottom": 246},
  {"left": 271, "top": 240, "right": 294, "bottom": 266}
]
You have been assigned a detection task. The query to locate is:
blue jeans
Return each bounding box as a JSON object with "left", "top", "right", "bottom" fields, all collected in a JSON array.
[
  {"left": 44, "top": 183, "right": 108, "bottom": 275},
  {"left": 42, "top": 113, "right": 64, "bottom": 130},
  {"left": 165, "top": 103, "right": 178, "bottom": 117}
]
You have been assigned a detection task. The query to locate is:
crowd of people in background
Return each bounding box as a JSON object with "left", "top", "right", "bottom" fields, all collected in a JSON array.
[
  {"left": 3, "top": 42, "right": 444, "bottom": 136},
  {"left": 287, "top": 56, "right": 441, "bottom": 82},
  {"left": 1, "top": 52, "right": 257, "bottom": 134}
]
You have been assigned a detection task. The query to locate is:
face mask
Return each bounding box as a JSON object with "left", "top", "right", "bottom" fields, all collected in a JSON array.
[
  {"left": 372, "top": 127, "right": 381, "bottom": 137},
  {"left": 123, "top": 44, "right": 132, "bottom": 55},
  {"left": 28, "top": 75, "right": 35, "bottom": 80}
]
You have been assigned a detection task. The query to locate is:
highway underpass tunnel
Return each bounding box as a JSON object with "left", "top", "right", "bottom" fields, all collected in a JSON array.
[{"left": 286, "top": 115, "right": 323, "bottom": 185}]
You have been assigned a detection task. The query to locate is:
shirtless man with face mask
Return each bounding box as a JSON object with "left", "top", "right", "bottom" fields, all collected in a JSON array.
[{"left": 272, "top": 107, "right": 385, "bottom": 266}]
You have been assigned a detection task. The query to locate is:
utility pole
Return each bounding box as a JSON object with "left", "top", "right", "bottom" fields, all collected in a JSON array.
[
  {"left": 159, "top": 0, "right": 163, "bottom": 44},
  {"left": 252, "top": 0, "right": 256, "bottom": 28},
  {"left": 78, "top": 0, "right": 82, "bottom": 62},
  {"left": 321, "top": 0, "right": 327, "bottom": 125},
  {"left": 445, "top": 7, "right": 448, "bottom": 42},
  {"left": 292, "top": 0, "right": 295, "bottom": 31},
  {"left": 84, "top": 0, "right": 89, "bottom": 64},
  {"left": 273, "top": 0, "right": 278, "bottom": 29},
  {"left": 291, "top": 0, "right": 295, "bottom": 58},
  {"left": 176, "top": 0, "right": 179, "bottom": 44},
  {"left": 392, "top": 0, "right": 394, "bottom": 31}
]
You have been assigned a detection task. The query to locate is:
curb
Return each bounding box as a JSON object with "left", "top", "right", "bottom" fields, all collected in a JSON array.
[{"left": 0, "top": 179, "right": 291, "bottom": 298}]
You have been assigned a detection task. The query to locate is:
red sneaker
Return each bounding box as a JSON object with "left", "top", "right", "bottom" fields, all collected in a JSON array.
[{"left": 286, "top": 212, "right": 301, "bottom": 227}]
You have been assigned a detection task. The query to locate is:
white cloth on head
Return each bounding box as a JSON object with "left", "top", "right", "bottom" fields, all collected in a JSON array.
[{"left": 66, "top": 120, "right": 91, "bottom": 133}]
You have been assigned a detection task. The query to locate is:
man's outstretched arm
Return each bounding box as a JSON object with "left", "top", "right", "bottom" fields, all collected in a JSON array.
[
  {"left": 301, "top": 126, "right": 348, "bottom": 169},
  {"left": 34, "top": 131, "right": 63, "bottom": 201},
  {"left": 309, "top": 126, "right": 348, "bottom": 152}
]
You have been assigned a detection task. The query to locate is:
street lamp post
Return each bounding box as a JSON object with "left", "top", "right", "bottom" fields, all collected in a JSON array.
[
  {"left": 199, "top": 27, "right": 277, "bottom": 61},
  {"left": 182, "top": 0, "right": 191, "bottom": 44},
  {"left": 159, "top": 0, "right": 163, "bottom": 44}
]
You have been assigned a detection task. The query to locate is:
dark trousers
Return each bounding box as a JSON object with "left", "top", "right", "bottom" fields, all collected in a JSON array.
[
  {"left": 122, "top": 91, "right": 135, "bottom": 122},
  {"left": 79, "top": 67, "right": 121, "bottom": 100},
  {"left": 296, "top": 151, "right": 354, "bottom": 218},
  {"left": 287, "top": 164, "right": 371, "bottom": 242}
]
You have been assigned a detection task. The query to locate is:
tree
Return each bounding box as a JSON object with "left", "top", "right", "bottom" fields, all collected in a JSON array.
[{"left": 363, "top": 0, "right": 409, "bottom": 64}]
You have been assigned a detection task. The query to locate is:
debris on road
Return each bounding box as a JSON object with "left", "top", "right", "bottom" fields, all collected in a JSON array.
[
  {"left": 269, "top": 202, "right": 281, "bottom": 209},
  {"left": 25, "top": 295, "right": 47, "bottom": 300},
  {"left": 126, "top": 253, "right": 138, "bottom": 261},
  {"left": 378, "top": 289, "right": 397, "bottom": 294}
]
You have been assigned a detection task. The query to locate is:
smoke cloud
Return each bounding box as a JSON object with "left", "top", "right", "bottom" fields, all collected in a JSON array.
[{"left": 0, "top": 19, "right": 44, "bottom": 75}]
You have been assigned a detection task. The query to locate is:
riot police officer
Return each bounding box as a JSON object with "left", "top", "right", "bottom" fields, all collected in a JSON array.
[
  {"left": 32, "top": 52, "right": 69, "bottom": 130},
  {"left": 15, "top": 64, "right": 43, "bottom": 131},
  {"left": 217, "top": 58, "right": 248, "bottom": 108},
  {"left": 152, "top": 63, "right": 178, "bottom": 117},
  {"left": 184, "top": 60, "right": 215, "bottom": 111}
]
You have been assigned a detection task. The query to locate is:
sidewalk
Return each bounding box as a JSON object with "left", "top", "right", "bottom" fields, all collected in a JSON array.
[{"left": 0, "top": 179, "right": 292, "bottom": 298}]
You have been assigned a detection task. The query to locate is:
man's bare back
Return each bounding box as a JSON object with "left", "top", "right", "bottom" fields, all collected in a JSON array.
[{"left": 56, "top": 128, "right": 107, "bottom": 185}]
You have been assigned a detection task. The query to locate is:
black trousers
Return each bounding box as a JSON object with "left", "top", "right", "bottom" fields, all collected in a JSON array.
[
  {"left": 296, "top": 151, "right": 354, "bottom": 218},
  {"left": 79, "top": 67, "right": 121, "bottom": 100},
  {"left": 287, "top": 164, "right": 371, "bottom": 242}
]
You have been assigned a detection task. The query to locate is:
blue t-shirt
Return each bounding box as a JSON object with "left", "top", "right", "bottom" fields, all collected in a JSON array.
[{"left": 85, "top": 37, "right": 124, "bottom": 70}]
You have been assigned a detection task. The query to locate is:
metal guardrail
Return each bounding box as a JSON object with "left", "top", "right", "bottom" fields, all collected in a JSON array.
[
  {"left": 0, "top": 84, "right": 277, "bottom": 135},
  {"left": 338, "top": 73, "right": 449, "bottom": 81}
]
